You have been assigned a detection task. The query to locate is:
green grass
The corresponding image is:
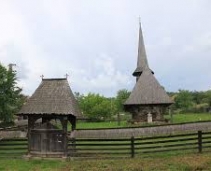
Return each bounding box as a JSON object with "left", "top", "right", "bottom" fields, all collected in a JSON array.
[
  {"left": 76, "top": 113, "right": 211, "bottom": 129},
  {"left": 0, "top": 153, "right": 211, "bottom": 170},
  {"left": 165, "top": 113, "right": 211, "bottom": 123},
  {"left": 0, "top": 159, "right": 67, "bottom": 171}
]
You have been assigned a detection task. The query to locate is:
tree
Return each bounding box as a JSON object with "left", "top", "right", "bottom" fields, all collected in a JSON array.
[
  {"left": 77, "top": 93, "right": 113, "bottom": 121},
  {"left": 115, "top": 89, "right": 131, "bottom": 113},
  {"left": 206, "top": 90, "right": 211, "bottom": 106},
  {"left": 192, "top": 91, "right": 206, "bottom": 105},
  {"left": 203, "top": 90, "right": 211, "bottom": 107},
  {"left": 0, "top": 63, "right": 24, "bottom": 123},
  {"left": 174, "top": 90, "right": 193, "bottom": 112}
]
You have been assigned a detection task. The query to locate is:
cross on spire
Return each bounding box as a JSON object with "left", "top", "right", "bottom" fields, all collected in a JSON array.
[
  {"left": 65, "top": 73, "right": 69, "bottom": 79},
  {"left": 40, "top": 75, "right": 44, "bottom": 79},
  {"left": 8, "top": 63, "right": 16, "bottom": 71}
]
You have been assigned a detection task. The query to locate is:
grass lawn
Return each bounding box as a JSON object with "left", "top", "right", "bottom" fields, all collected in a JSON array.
[
  {"left": 165, "top": 113, "right": 211, "bottom": 123},
  {"left": 76, "top": 113, "right": 211, "bottom": 129},
  {"left": 1, "top": 153, "right": 211, "bottom": 171}
]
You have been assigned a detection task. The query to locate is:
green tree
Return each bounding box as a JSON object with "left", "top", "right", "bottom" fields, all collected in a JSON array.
[
  {"left": 174, "top": 90, "right": 193, "bottom": 112},
  {"left": 203, "top": 90, "right": 211, "bottom": 107},
  {"left": 115, "top": 89, "right": 131, "bottom": 113},
  {"left": 0, "top": 63, "right": 24, "bottom": 123},
  {"left": 74, "top": 92, "right": 83, "bottom": 105},
  {"left": 192, "top": 91, "right": 206, "bottom": 105},
  {"left": 78, "top": 93, "right": 112, "bottom": 121}
]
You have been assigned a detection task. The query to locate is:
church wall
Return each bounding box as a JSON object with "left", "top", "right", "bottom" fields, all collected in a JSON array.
[{"left": 129, "top": 105, "right": 168, "bottom": 123}]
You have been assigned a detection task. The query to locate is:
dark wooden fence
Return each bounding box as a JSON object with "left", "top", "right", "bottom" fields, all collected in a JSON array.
[
  {"left": 68, "top": 131, "right": 211, "bottom": 158},
  {"left": 0, "top": 138, "right": 27, "bottom": 158},
  {"left": 1, "top": 130, "right": 211, "bottom": 158}
]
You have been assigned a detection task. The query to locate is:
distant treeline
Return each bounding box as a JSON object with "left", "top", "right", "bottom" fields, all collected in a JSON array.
[
  {"left": 168, "top": 90, "right": 211, "bottom": 114},
  {"left": 75, "top": 89, "right": 211, "bottom": 121}
]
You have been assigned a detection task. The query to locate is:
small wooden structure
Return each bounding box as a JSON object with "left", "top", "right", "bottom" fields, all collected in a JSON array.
[
  {"left": 17, "top": 78, "right": 81, "bottom": 158},
  {"left": 124, "top": 23, "right": 173, "bottom": 122}
]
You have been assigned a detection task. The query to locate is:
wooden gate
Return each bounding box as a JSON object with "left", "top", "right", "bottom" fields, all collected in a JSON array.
[{"left": 30, "top": 129, "right": 65, "bottom": 157}]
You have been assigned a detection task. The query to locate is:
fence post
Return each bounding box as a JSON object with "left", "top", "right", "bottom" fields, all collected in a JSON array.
[
  {"left": 70, "top": 138, "right": 76, "bottom": 157},
  {"left": 198, "top": 131, "right": 202, "bottom": 153},
  {"left": 131, "top": 136, "right": 135, "bottom": 158}
]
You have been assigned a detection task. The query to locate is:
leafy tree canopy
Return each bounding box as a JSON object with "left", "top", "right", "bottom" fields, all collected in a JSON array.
[
  {"left": 0, "top": 63, "right": 25, "bottom": 123},
  {"left": 115, "top": 89, "right": 131, "bottom": 113},
  {"left": 75, "top": 92, "right": 113, "bottom": 121}
]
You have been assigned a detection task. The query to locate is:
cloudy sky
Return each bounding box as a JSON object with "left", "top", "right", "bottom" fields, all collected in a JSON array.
[{"left": 0, "top": 0, "right": 211, "bottom": 97}]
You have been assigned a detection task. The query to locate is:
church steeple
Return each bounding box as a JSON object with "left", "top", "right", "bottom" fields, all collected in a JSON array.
[
  {"left": 133, "top": 22, "right": 153, "bottom": 80},
  {"left": 124, "top": 21, "right": 173, "bottom": 123}
]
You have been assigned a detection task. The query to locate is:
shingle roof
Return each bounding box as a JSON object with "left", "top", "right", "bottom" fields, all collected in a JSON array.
[
  {"left": 133, "top": 22, "right": 154, "bottom": 76},
  {"left": 17, "top": 78, "right": 81, "bottom": 117},
  {"left": 125, "top": 22, "right": 172, "bottom": 106},
  {"left": 125, "top": 69, "right": 173, "bottom": 105}
]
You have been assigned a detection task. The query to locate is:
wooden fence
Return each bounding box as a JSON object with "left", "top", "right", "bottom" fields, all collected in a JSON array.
[
  {"left": 1, "top": 130, "right": 211, "bottom": 158},
  {"left": 68, "top": 131, "right": 211, "bottom": 158},
  {"left": 0, "top": 138, "right": 27, "bottom": 158}
]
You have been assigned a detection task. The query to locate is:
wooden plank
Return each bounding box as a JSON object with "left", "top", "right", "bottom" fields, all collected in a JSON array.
[
  {"left": 69, "top": 138, "right": 130, "bottom": 142},
  {"left": 202, "top": 141, "right": 211, "bottom": 144},
  {"left": 139, "top": 146, "right": 197, "bottom": 154},
  {"left": 71, "top": 152, "right": 130, "bottom": 155},
  {"left": 136, "top": 142, "right": 197, "bottom": 150},
  {"left": 0, "top": 147, "right": 27, "bottom": 150},
  {"left": 202, "top": 132, "right": 211, "bottom": 135},
  {"left": 135, "top": 137, "right": 198, "bottom": 145},
  {"left": 0, "top": 151, "right": 26, "bottom": 154},
  {"left": 203, "top": 145, "right": 211, "bottom": 149},
  {"left": 0, "top": 143, "right": 27, "bottom": 146},
  {"left": 202, "top": 136, "right": 211, "bottom": 140},
  {"left": 68, "top": 147, "right": 131, "bottom": 151},
  {"left": 135, "top": 133, "right": 197, "bottom": 141},
  {"left": 69, "top": 143, "right": 130, "bottom": 146},
  {"left": 0, "top": 138, "right": 27, "bottom": 142}
]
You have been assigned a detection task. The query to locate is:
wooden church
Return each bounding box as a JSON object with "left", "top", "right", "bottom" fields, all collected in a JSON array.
[
  {"left": 17, "top": 78, "right": 81, "bottom": 158},
  {"left": 124, "top": 23, "right": 173, "bottom": 123}
]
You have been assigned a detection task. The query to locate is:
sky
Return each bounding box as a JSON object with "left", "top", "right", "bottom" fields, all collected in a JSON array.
[{"left": 0, "top": 0, "right": 211, "bottom": 97}]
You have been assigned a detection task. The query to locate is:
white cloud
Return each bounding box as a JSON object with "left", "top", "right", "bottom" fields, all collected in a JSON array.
[
  {"left": 1, "top": 0, "right": 211, "bottom": 96},
  {"left": 197, "top": 32, "right": 211, "bottom": 51},
  {"left": 160, "top": 37, "right": 172, "bottom": 46},
  {"left": 72, "top": 54, "right": 131, "bottom": 96},
  {"left": 183, "top": 32, "right": 211, "bottom": 53}
]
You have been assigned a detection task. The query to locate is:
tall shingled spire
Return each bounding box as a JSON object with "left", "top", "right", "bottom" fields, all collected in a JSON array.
[
  {"left": 133, "top": 22, "right": 153, "bottom": 79},
  {"left": 124, "top": 21, "right": 173, "bottom": 123},
  {"left": 124, "top": 21, "right": 173, "bottom": 107}
]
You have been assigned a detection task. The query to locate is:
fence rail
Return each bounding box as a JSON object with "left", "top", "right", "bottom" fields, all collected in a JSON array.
[
  {"left": 67, "top": 130, "right": 211, "bottom": 158},
  {"left": 0, "top": 138, "right": 27, "bottom": 158},
  {"left": 1, "top": 130, "right": 211, "bottom": 158}
]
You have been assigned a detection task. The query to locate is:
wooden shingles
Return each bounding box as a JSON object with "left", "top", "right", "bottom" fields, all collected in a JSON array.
[
  {"left": 125, "top": 69, "right": 173, "bottom": 105},
  {"left": 133, "top": 22, "right": 153, "bottom": 76},
  {"left": 17, "top": 78, "right": 81, "bottom": 117},
  {"left": 125, "top": 23, "right": 173, "bottom": 106}
]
